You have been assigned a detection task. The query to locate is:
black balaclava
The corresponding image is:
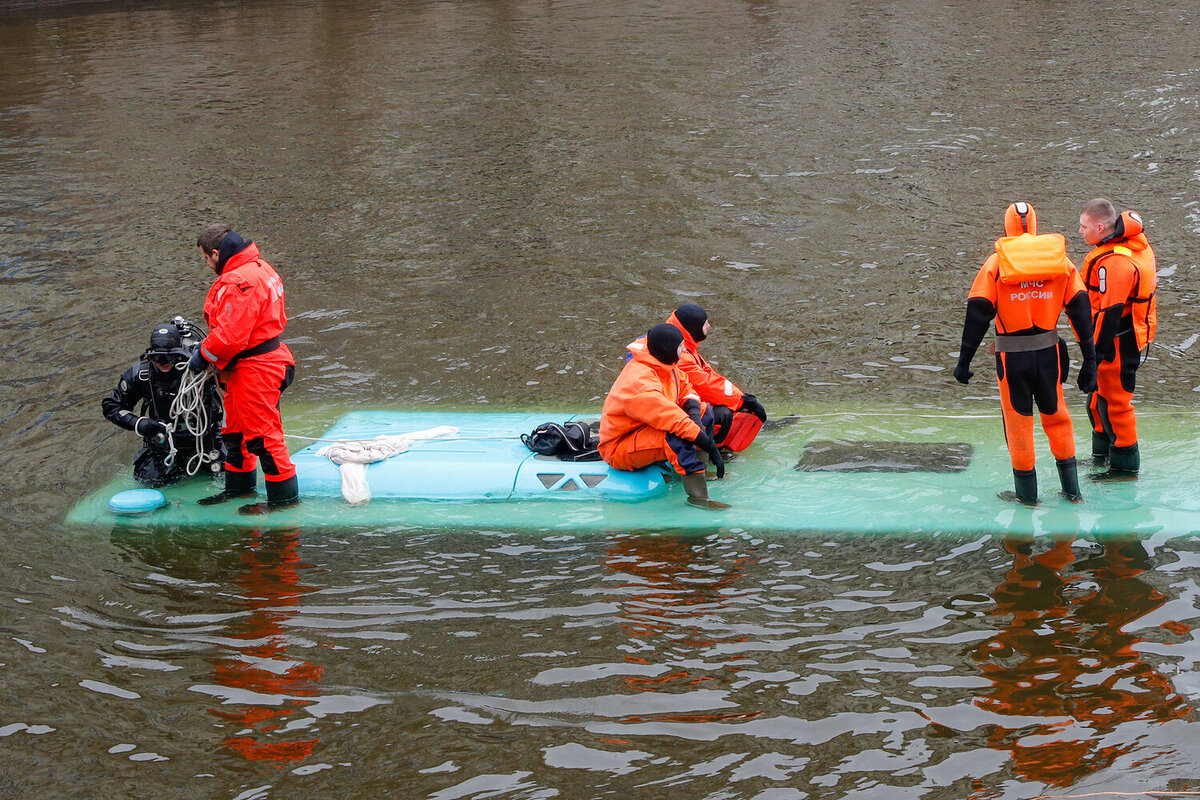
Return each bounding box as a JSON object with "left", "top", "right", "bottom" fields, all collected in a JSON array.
[
  {"left": 215, "top": 231, "right": 252, "bottom": 273},
  {"left": 673, "top": 303, "right": 708, "bottom": 343},
  {"left": 646, "top": 323, "right": 684, "bottom": 365}
]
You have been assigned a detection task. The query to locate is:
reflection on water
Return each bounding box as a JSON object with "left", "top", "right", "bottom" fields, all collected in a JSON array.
[
  {"left": 5, "top": 527, "right": 1195, "bottom": 797},
  {"left": 606, "top": 533, "right": 763, "bottom": 723},
  {"left": 207, "top": 529, "right": 324, "bottom": 764},
  {"left": 975, "top": 535, "right": 1193, "bottom": 787}
]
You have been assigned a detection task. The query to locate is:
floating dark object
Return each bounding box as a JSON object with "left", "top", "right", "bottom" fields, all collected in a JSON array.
[
  {"left": 796, "top": 441, "right": 974, "bottom": 473},
  {"left": 763, "top": 414, "right": 803, "bottom": 431}
]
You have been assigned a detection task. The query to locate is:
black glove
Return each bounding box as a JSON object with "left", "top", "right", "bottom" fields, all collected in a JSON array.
[
  {"left": 136, "top": 418, "right": 168, "bottom": 439},
  {"left": 738, "top": 394, "right": 767, "bottom": 422},
  {"left": 712, "top": 404, "right": 734, "bottom": 443},
  {"left": 691, "top": 430, "right": 725, "bottom": 479},
  {"left": 953, "top": 362, "right": 973, "bottom": 385},
  {"left": 1095, "top": 338, "right": 1116, "bottom": 363},
  {"left": 682, "top": 398, "right": 702, "bottom": 426},
  {"left": 187, "top": 346, "right": 210, "bottom": 373},
  {"left": 1076, "top": 360, "right": 1098, "bottom": 394}
]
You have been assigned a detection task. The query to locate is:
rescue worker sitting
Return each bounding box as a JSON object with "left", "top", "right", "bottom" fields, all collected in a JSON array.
[
  {"left": 102, "top": 322, "right": 224, "bottom": 487},
  {"left": 955, "top": 202, "right": 1097, "bottom": 505},
  {"left": 663, "top": 304, "right": 767, "bottom": 446},
  {"left": 600, "top": 323, "right": 729, "bottom": 509}
]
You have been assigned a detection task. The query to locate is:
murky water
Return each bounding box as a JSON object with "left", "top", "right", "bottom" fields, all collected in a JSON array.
[{"left": 3, "top": 0, "right": 1200, "bottom": 796}]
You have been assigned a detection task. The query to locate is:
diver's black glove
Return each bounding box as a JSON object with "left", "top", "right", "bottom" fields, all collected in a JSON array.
[
  {"left": 681, "top": 398, "right": 702, "bottom": 426},
  {"left": 136, "top": 418, "right": 168, "bottom": 440},
  {"left": 1076, "top": 360, "right": 1098, "bottom": 394},
  {"left": 953, "top": 362, "right": 973, "bottom": 385},
  {"left": 187, "top": 346, "right": 210, "bottom": 373},
  {"left": 691, "top": 430, "right": 725, "bottom": 479},
  {"left": 738, "top": 394, "right": 767, "bottom": 422}
]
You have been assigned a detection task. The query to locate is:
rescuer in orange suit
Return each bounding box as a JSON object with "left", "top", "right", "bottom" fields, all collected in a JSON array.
[
  {"left": 955, "top": 203, "right": 1097, "bottom": 505},
  {"left": 600, "top": 323, "right": 729, "bottom": 509},
  {"left": 188, "top": 224, "right": 299, "bottom": 514},
  {"left": 1078, "top": 198, "right": 1157, "bottom": 479},
  {"left": 665, "top": 304, "right": 767, "bottom": 444}
]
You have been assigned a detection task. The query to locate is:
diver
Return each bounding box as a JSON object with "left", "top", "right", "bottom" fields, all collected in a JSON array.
[
  {"left": 955, "top": 202, "right": 1097, "bottom": 505},
  {"left": 102, "top": 319, "right": 224, "bottom": 487},
  {"left": 600, "top": 323, "right": 729, "bottom": 509}
]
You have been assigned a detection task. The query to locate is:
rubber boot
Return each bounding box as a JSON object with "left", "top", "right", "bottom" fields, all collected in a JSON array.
[
  {"left": 239, "top": 475, "right": 301, "bottom": 515},
  {"left": 696, "top": 449, "right": 718, "bottom": 481},
  {"left": 1056, "top": 457, "right": 1083, "bottom": 504},
  {"left": 683, "top": 472, "right": 730, "bottom": 510},
  {"left": 1090, "top": 443, "right": 1139, "bottom": 482},
  {"left": 998, "top": 468, "right": 1038, "bottom": 506},
  {"left": 198, "top": 469, "right": 257, "bottom": 506},
  {"left": 1089, "top": 431, "right": 1110, "bottom": 468}
]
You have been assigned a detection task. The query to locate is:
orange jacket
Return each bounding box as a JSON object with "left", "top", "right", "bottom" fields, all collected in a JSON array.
[
  {"left": 1082, "top": 212, "right": 1157, "bottom": 350},
  {"left": 201, "top": 242, "right": 294, "bottom": 370},
  {"left": 968, "top": 233, "right": 1088, "bottom": 337},
  {"left": 665, "top": 310, "right": 744, "bottom": 409},
  {"left": 599, "top": 338, "right": 702, "bottom": 457}
]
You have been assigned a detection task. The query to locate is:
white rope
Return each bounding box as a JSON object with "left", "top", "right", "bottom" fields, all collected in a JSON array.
[
  {"left": 166, "top": 365, "right": 223, "bottom": 476},
  {"left": 315, "top": 426, "right": 459, "bottom": 505}
]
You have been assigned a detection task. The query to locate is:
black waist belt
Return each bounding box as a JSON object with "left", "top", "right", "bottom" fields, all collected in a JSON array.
[
  {"left": 227, "top": 336, "right": 281, "bottom": 368},
  {"left": 994, "top": 331, "right": 1059, "bottom": 353}
]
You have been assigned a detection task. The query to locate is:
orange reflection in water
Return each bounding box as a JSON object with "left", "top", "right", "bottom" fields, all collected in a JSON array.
[
  {"left": 972, "top": 535, "right": 1192, "bottom": 787},
  {"left": 606, "top": 533, "right": 763, "bottom": 724},
  {"left": 209, "top": 528, "right": 325, "bottom": 764}
]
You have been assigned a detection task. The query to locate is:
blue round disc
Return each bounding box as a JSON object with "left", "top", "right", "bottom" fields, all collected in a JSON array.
[{"left": 107, "top": 489, "right": 166, "bottom": 515}]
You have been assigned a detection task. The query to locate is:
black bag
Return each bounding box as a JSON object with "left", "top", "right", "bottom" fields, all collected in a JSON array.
[{"left": 521, "top": 421, "right": 602, "bottom": 462}]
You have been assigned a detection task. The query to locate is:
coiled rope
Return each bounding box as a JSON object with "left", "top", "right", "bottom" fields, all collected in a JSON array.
[{"left": 164, "top": 364, "right": 223, "bottom": 476}]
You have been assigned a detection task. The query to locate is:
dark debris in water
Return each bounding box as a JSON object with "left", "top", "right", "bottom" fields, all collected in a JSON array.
[
  {"left": 762, "top": 414, "right": 803, "bottom": 431},
  {"left": 796, "top": 440, "right": 974, "bottom": 473}
]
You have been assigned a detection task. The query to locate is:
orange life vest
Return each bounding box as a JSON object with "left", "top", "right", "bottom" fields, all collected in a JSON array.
[
  {"left": 969, "top": 233, "right": 1085, "bottom": 336},
  {"left": 1082, "top": 211, "right": 1157, "bottom": 350},
  {"left": 995, "top": 233, "right": 1069, "bottom": 283}
]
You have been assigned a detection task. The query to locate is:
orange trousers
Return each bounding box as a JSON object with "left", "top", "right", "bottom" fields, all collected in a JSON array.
[
  {"left": 1088, "top": 328, "right": 1141, "bottom": 449},
  {"left": 222, "top": 360, "right": 296, "bottom": 482},
  {"left": 996, "top": 346, "right": 1075, "bottom": 471}
]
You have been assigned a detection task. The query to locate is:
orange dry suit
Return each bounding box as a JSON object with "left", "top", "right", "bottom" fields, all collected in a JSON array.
[
  {"left": 599, "top": 338, "right": 705, "bottom": 475},
  {"left": 666, "top": 309, "right": 745, "bottom": 410},
  {"left": 1081, "top": 211, "right": 1157, "bottom": 455},
  {"left": 957, "top": 232, "right": 1096, "bottom": 473},
  {"left": 199, "top": 241, "right": 297, "bottom": 484}
]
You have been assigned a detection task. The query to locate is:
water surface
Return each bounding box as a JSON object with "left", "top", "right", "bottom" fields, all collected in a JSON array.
[{"left": 3, "top": 0, "right": 1200, "bottom": 796}]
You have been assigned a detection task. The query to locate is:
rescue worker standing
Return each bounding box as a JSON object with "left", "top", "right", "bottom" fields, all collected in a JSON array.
[
  {"left": 665, "top": 304, "right": 767, "bottom": 444},
  {"left": 103, "top": 322, "right": 223, "bottom": 486},
  {"left": 189, "top": 225, "right": 299, "bottom": 514},
  {"left": 1078, "top": 198, "right": 1157, "bottom": 479},
  {"left": 600, "top": 323, "right": 729, "bottom": 509},
  {"left": 955, "top": 203, "right": 1098, "bottom": 505}
]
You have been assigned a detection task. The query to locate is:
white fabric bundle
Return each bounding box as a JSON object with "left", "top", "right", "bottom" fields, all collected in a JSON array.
[{"left": 316, "top": 426, "right": 459, "bottom": 505}]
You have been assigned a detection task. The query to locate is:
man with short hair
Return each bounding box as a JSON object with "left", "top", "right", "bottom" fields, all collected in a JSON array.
[
  {"left": 189, "top": 224, "right": 299, "bottom": 513},
  {"left": 1078, "top": 198, "right": 1158, "bottom": 479}
]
